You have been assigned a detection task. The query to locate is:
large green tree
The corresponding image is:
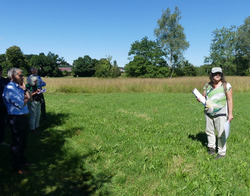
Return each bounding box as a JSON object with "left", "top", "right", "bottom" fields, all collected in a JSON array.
[
  {"left": 29, "top": 53, "right": 50, "bottom": 76},
  {"left": 154, "top": 7, "right": 189, "bottom": 77},
  {"left": 125, "top": 56, "right": 151, "bottom": 77},
  {"left": 0, "top": 54, "right": 5, "bottom": 63},
  {"left": 95, "top": 58, "right": 112, "bottom": 77},
  {"left": 72, "top": 55, "right": 95, "bottom": 77},
  {"left": 0, "top": 54, "right": 11, "bottom": 76},
  {"left": 235, "top": 16, "right": 250, "bottom": 75},
  {"left": 128, "top": 36, "right": 167, "bottom": 66},
  {"left": 125, "top": 56, "right": 170, "bottom": 78},
  {"left": 125, "top": 37, "right": 170, "bottom": 78},
  {"left": 95, "top": 56, "right": 120, "bottom": 78},
  {"left": 175, "top": 60, "right": 196, "bottom": 76},
  {"left": 110, "top": 60, "right": 121, "bottom": 78},
  {"left": 5, "top": 46, "right": 29, "bottom": 75},
  {"left": 29, "top": 52, "right": 62, "bottom": 77},
  {"left": 206, "top": 26, "right": 237, "bottom": 75}
]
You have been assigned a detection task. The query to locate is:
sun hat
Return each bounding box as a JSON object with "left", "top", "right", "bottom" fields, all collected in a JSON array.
[{"left": 211, "top": 67, "right": 223, "bottom": 73}]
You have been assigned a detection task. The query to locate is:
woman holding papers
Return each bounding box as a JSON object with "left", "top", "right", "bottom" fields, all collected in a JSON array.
[
  {"left": 29, "top": 67, "right": 47, "bottom": 123},
  {"left": 201, "top": 67, "right": 233, "bottom": 159},
  {"left": 26, "top": 75, "right": 42, "bottom": 132}
]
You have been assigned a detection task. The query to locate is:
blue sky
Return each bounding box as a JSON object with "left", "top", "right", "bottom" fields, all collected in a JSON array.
[{"left": 0, "top": 0, "right": 249, "bottom": 67}]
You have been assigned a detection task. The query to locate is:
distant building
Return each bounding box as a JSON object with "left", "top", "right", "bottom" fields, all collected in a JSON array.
[
  {"left": 119, "top": 67, "right": 125, "bottom": 73},
  {"left": 58, "top": 67, "right": 72, "bottom": 72}
]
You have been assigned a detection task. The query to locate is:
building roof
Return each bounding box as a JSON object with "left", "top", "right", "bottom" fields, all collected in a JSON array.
[{"left": 58, "top": 67, "right": 72, "bottom": 72}]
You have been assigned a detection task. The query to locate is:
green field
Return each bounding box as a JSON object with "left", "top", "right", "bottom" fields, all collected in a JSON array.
[{"left": 0, "top": 90, "right": 249, "bottom": 195}]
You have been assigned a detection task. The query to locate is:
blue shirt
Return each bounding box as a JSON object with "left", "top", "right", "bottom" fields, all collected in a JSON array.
[
  {"left": 2, "top": 81, "right": 29, "bottom": 115},
  {"left": 37, "top": 75, "right": 46, "bottom": 89}
]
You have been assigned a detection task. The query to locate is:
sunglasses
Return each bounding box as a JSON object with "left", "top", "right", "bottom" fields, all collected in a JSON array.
[
  {"left": 18, "top": 74, "right": 24, "bottom": 77},
  {"left": 212, "top": 72, "right": 222, "bottom": 77}
]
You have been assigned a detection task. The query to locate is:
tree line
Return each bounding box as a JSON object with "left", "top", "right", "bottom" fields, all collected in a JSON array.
[
  {"left": 0, "top": 7, "right": 249, "bottom": 77},
  {"left": 0, "top": 47, "right": 121, "bottom": 78}
]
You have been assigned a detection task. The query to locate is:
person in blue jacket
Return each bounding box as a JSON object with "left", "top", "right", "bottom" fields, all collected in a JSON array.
[{"left": 2, "top": 68, "right": 32, "bottom": 174}]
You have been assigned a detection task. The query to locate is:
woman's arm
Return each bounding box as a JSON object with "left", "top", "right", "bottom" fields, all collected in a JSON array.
[
  {"left": 227, "top": 88, "right": 233, "bottom": 122},
  {"left": 202, "top": 89, "right": 206, "bottom": 97}
]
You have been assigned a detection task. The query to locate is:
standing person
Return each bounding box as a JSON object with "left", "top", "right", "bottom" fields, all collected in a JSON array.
[
  {"left": 2, "top": 68, "right": 31, "bottom": 174},
  {"left": 28, "top": 67, "right": 46, "bottom": 123},
  {"left": 0, "top": 66, "right": 10, "bottom": 145},
  {"left": 202, "top": 67, "right": 233, "bottom": 159},
  {"left": 26, "top": 75, "right": 42, "bottom": 132}
]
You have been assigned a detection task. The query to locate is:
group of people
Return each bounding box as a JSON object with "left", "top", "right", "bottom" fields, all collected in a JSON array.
[
  {"left": 0, "top": 66, "right": 46, "bottom": 174},
  {"left": 0, "top": 65, "right": 233, "bottom": 175}
]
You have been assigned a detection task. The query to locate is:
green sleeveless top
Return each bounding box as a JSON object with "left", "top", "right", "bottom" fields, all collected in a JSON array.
[{"left": 203, "top": 83, "right": 231, "bottom": 117}]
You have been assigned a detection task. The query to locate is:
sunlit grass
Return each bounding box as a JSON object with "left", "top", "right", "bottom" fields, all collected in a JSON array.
[
  {"left": 44, "top": 92, "right": 249, "bottom": 195},
  {"left": 1, "top": 77, "right": 249, "bottom": 195}
]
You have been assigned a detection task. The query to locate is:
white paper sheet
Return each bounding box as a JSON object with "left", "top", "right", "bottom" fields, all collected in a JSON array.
[
  {"left": 192, "top": 88, "right": 206, "bottom": 106},
  {"left": 37, "top": 88, "right": 46, "bottom": 94},
  {"left": 225, "top": 120, "right": 230, "bottom": 139}
]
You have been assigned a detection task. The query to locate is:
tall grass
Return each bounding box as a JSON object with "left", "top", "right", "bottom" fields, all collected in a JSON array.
[{"left": 42, "top": 76, "right": 250, "bottom": 94}]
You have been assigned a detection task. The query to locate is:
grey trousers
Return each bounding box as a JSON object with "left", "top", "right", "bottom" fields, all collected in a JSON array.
[
  {"left": 205, "top": 115, "right": 227, "bottom": 156},
  {"left": 28, "top": 101, "right": 41, "bottom": 130}
]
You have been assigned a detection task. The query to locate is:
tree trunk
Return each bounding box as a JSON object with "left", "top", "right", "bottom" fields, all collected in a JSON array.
[{"left": 169, "top": 54, "right": 174, "bottom": 78}]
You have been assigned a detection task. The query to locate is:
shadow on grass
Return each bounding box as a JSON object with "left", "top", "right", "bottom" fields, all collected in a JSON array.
[
  {"left": 0, "top": 112, "right": 111, "bottom": 196},
  {"left": 188, "top": 132, "right": 208, "bottom": 147}
]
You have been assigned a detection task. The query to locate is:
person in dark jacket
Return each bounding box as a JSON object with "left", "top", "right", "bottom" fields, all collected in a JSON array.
[{"left": 0, "top": 66, "right": 10, "bottom": 146}]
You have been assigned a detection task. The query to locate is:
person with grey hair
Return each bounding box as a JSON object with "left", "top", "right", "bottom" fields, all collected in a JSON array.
[
  {"left": 7, "top": 68, "right": 14, "bottom": 79},
  {"left": 28, "top": 67, "right": 47, "bottom": 123},
  {"left": 0, "top": 66, "right": 10, "bottom": 146},
  {"left": 26, "top": 74, "right": 42, "bottom": 132},
  {"left": 2, "top": 68, "right": 32, "bottom": 174}
]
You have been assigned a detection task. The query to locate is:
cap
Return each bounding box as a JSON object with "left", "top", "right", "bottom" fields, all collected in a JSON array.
[{"left": 211, "top": 67, "right": 223, "bottom": 73}]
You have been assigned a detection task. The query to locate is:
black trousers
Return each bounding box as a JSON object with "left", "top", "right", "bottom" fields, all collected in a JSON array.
[
  {"left": 8, "top": 115, "right": 29, "bottom": 171},
  {"left": 0, "top": 107, "right": 8, "bottom": 143},
  {"left": 40, "top": 93, "right": 46, "bottom": 122}
]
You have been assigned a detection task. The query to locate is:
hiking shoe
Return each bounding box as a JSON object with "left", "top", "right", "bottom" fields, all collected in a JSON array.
[
  {"left": 208, "top": 148, "right": 215, "bottom": 156},
  {"left": 215, "top": 154, "right": 225, "bottom": 160}
]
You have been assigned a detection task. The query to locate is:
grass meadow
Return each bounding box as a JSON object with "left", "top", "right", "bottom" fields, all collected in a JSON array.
[
  {"left": 0, "top": 76, "right": 249, "bottom": 195},
  {"left": 42, "top": 76, "right": 250, "bottom": 94}
]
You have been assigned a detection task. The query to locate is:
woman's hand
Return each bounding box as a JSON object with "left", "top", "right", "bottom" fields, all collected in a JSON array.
[
  {"left": 228, "top": 114, "right": 234, "bottom": 122},
  {"left": 196, "top": 98, "right": 201, "bottom": 102},
  {"left": 19, "top": 82, "right": 26, "bottom": 90},
  {"left": 35, "top": 89, "right": 41, "bottom": 94}
]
